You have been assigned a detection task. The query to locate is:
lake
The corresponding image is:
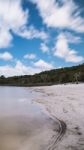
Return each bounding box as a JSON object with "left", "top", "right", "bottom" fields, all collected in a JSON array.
[{"left": 0, "top": 86, "right": 59, "bottom": 150}]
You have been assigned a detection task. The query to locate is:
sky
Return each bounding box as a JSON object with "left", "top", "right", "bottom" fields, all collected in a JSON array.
[{"left": 0, "top": 0, "right": 84, "bottom": 77}]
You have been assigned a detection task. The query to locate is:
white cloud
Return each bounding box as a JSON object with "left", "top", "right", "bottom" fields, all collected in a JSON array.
[
  {"left": 24, "top": 53, "right": 36, "bottom": 59},
  {"left": 40, "top": 43, "right": 49, "bottom": 53},
  {"left": 0, "top": 52, "right": 13, "bottom": 61},
  {"left": 0, "top": 0, "right": 48, "bottom": 48},
  {"left": 0, "top": 0, "right": 28, "bottom": 48},
  {"left": 0, "top": 0, "right": 28, "bottom": 30},
  {"left": 65, "top": 53, "right": 84, "bottom": 63},
  {"left": 30, "top": 0, "right": 84, "bottom": 32},
  {"left": 0, "top": 60, "right": 40, "bottom": 77},
  {"left": 34, "top": 59, "right": 54, "bottom": 71},
  {"left": 64, "top": 32, "right": 81, "bottom": 44},
  {"left": 0, "top": 29, "right": 13, "bottom": 48},
  {"left": 0, "top": 60, "right": 54, "bottom": 77},
  {"left": 54, "top": 33, "right": 84, "bottom": 63},
  {"left": 17, "top": 26, "right": 48, "bottom": 40}
]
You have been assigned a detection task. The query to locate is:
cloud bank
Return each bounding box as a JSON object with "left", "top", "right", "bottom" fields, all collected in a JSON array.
[
  {"left": 54, "top": 33, "right": 84, "bottom": 63},
  {"left": 0, "top": 0, "right": 84, "bottom": 77},
  {"left": 0, "top": 0, "right": 48, "bottom": 48},
  {"left": 31, "top": 0, "right": 84, "bottom": 32}
]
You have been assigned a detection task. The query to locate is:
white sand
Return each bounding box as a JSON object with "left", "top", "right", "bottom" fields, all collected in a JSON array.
[{"left": 33, "top": 84, "right": 84, "bottom": 150}]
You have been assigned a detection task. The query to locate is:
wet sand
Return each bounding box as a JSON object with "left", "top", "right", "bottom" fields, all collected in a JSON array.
[
  {"left": 0, "top": 86, "right": 62, "bottom": 150},
  {"left": 0, "top": 116, "right": 58, "bottom": 150}
]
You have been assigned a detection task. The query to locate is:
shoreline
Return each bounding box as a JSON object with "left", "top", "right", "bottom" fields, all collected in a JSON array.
[
  {"left": 0, "top": 82, "right": 83, "bottom": 88},
  {"left": 33, "top": 84, "right": 84, "bottom": 150}
]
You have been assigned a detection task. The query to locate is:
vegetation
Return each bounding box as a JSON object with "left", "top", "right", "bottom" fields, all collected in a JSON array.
[{"left": 0, "top": 63, "right": 84, "bottom": 86}]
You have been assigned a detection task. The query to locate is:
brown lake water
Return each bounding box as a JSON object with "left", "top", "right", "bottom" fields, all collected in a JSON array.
[{"left": 0, "top": 86, "right": 58, "bottom": 150}]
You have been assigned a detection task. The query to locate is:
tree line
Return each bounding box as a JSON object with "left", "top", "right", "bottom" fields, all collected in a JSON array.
[{"left": 0, "top": 63, "right": 84, "bottom": 86}]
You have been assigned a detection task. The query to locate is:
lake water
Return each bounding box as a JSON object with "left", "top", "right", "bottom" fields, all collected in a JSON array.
[{"left": 0, "top": 86, "right": 58, "bottom": 150}]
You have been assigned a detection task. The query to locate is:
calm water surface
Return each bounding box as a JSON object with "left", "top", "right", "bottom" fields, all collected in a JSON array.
[{"left": 0, "top": 86, "right": 58, "bottom": 150}]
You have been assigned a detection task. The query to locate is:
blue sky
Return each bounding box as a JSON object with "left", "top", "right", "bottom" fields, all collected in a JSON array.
[{"left": 0, "top": 0, "right": 84, "bottom": 76}]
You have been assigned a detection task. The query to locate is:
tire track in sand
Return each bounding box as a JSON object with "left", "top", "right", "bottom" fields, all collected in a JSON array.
[{"left": 47, "top": 115, "right": 67, "bottom": 150}]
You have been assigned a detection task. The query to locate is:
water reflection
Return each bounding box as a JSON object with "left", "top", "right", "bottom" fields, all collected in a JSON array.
[{"left": 0, "top": 87, "right": 58, "bottom": 150}]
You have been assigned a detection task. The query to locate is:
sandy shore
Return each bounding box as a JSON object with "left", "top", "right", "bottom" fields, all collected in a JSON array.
[
  {"left": 0, "top": 86, "right": 62, "bottom": 150},
  {"left": 32, "top": 84, "right": 84, "bottom": 150}
]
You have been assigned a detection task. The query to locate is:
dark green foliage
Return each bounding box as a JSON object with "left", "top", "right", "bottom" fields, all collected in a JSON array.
[{"left": 0, "top": 63, "right": 84, "bottom": 86}]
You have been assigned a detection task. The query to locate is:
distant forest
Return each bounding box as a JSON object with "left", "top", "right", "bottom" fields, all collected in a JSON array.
[{"left": 0, "top": 63, "right": 84, "bottom": 86}]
